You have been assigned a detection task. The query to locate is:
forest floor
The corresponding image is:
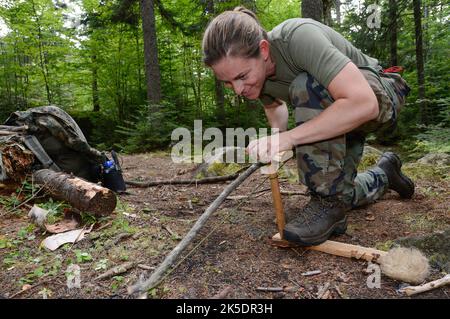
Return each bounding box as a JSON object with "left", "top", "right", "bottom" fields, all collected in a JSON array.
[{"left": 0, "top": 151, "right": 449, "bottom": 299}]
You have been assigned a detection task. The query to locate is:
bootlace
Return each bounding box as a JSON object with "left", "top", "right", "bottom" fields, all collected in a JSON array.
[{"left": 294, "top": 193, "right": 337, "bottom": 230}]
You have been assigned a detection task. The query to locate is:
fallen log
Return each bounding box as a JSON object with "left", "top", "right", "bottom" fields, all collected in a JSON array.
[
  {"left": 33, "top": 169, "right": 116, "bottom": 216},
  {"left": 125, "top": 171, "right": 243, "bottom": 187},
  {"left": 0, "top": 141, "right": 34, "bottom": 182}
]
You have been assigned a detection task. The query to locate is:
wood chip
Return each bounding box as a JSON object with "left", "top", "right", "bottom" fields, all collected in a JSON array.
[{"left": 301, "top": 270, "right": 322, "bottom": 276}]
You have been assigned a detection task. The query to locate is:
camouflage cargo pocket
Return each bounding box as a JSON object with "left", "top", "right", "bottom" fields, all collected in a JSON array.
[
  {"left": 356, "top": 69, "right": 395, "bottom": 134},
  {"left": 379, "top": 72, "right": 411, "bottom": 117}
]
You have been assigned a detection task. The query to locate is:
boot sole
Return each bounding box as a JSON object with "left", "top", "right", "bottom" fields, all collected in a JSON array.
[
  {"left": 382, "top": 153, "right": 415, "bottom": 198},
  {"left": 283, "top": 216, "right": 348, "bottom": 247}
]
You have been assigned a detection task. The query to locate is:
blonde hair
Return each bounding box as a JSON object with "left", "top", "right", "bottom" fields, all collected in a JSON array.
[{"left": 202, "top": 7, "right": 268, "bottom": 66}]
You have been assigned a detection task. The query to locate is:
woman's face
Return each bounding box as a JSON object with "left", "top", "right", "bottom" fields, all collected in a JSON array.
[
  {"left": 210, "top": 41, "right": 273, "bottom": 100},
  {"left": 211, "top": 55, "right": 267, "bottom": 100}
]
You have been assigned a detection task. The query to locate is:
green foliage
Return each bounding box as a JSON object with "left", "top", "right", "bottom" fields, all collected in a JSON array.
[
  {"left": 74, "top": 250, "right": 93, "bottom": 263},
  {"left": 0, "top": 0, "right": 448, "bottom": 154},
  {"left": 115, "top": 102, "right": 179, "bottom": 153}
]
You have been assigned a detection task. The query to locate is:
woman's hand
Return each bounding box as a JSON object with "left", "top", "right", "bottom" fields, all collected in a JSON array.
[{"left": 246, "top": 131, "right": 295, "bottom": 163}]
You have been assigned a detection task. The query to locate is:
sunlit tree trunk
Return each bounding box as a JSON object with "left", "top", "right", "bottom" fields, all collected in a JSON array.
[
  {"left": 140, "top": 0, "right": 161, "bottom": 105},
  {"left": 335, "top": 0, "right": 341, "bottom": 25},
  {"left": 413, "top": 0, "right": 427, "bottom": 124}
]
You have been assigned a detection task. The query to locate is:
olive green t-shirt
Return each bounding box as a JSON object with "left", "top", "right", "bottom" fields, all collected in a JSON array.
[{"left": 259, "top": 18, "right": 382, "bottom": 105}]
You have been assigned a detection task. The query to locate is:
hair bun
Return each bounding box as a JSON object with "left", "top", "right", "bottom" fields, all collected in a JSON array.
[{"left": 233, "top": 6, "right": 258, "bottom": 20}]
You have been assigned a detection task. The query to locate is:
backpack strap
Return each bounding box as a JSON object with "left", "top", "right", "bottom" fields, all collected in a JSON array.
[{"left": 23, "top": 135, "right": 61, "bottom": 172}]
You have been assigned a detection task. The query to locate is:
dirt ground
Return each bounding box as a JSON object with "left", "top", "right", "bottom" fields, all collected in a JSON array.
[{"left": 0, "top": 152, "right": 449, "bottom": 299}]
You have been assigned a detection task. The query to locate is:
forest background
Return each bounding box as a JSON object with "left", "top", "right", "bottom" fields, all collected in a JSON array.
[{"left": 0, "top": 0, "right": 448, "bottom": 157}]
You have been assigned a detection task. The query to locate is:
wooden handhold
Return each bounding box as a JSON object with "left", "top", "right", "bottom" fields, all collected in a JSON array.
[{"left": 271, "top": 233, "right": 387, "bottom": 262}]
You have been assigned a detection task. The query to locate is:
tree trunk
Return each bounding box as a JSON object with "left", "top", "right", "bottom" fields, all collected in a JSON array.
[
  {"left": 140, "top": 0, "right": 161, "bottom": 105},
  {"left": 335, "top": 0, "right": 341, "bottom": 25},
  {"left": 301, "top": 0, "right": 323, "bottom": 22},
  {"left": 33, "top": 169, "right": 117, "bottom": 216},
  {"left": 413, "top": 0, "right": 427, "bottom": 124},
  {"left": 31, "top": 0, "right": 52, "bottom": 104},
  {"left": 389, "top": 0, "right": 398, "bottom": 66},
  {"left": 206, "top": 0, "right": 226, "bottom": 128},
  {"left": 91, "top": 54, "right": 100, "bottom": 112},
  {"left": 323, "top": 0, "right": 333, "bottom": 26},
  {"left": 215, "top": 79, "right": 226, "bottom": 128}
]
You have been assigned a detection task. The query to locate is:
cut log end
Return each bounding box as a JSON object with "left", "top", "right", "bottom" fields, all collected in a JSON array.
[{"left": 88, "top": 190, "right": 117, "bottom": 216}]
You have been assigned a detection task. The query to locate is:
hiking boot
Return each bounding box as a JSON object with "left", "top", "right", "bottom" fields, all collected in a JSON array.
[
  {"left": 377, "top": 152, "right": 414, "bottom": 199},
  {"left": 283, "top": 194, "right": 350, "bottom": 246}
]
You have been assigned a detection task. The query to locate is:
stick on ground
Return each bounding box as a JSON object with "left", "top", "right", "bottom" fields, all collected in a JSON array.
[
  {"left": 125, "top": 171, "right": 244, "bottom": 187},
  {"left": 127, "top": 163, "right": 262, "bottom": 296}
]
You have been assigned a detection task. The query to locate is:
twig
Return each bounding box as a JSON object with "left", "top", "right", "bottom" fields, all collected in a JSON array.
[
  {"left": 127, "top": 163, "right": 262, "bottom": 296},
  {"left": 317, "top": 282, "right": 331, "bottom": 299},
  {"left": 137, "top": 264, "right": 155, "bottom": 271},
  {"left": 398, "top": 274, "right": 450, "bottom": 296},
  {"left": 301, "top": 270, "right": 322, "bottom": 276},
  {"left": 280, "top": 190, "right": 308, "bottom": 196},
  {"left": 211, "top": 286, "right": 233, "bottom": 299},
  {"left": 162, "top": 225, "right": 181, "bottom": 240},
  {"left": 9, "top": 277, "right": 54, "bottom": 299},
  {"left": 126, "top": 171, "right": 243, "bottom": 187},
  {"left": 256, "top": 287, "right": 284, "bottom": 292},
  {"left": 95, "top": 221, "right": 113, "bottom": 232},
  {"left": 95, "top": 262, "right": 135, "bottom": 281}
]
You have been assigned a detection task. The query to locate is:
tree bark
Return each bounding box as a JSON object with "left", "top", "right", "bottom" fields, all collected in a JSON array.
[
  {"left": 140, "top": 0, "right": 161, "bottom": 105},
  {"left": 413, "top": 0, "right": 427, "bottom": 124},
  {"left": 301, "top": 0, "right": 323, "bottom": 22},
  {"left": 334, "top": 0, "right": 341, "bottom": 25},
  {"left": 323, "top": 0, "right": 333, "bottom": 26},
  {"left": 91, "top": 54, "right": 100, "bottom": 112},
  {"left": 215, "top": 79, "right": 226, "bottom": 128},
  {"left": 33, "top": 169, "right": 117, "bottom": 216},
  {"left": 206, "top": 0, "right": 226, "bottom": 128},
  {"left": 389, "top": 0, "right": 398, "bottom": 66}
]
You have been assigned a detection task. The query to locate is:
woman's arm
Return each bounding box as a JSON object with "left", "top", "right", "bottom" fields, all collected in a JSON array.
[
  {"left": 284, "top": 62, "right": 379, "bottom": 145},
  {"left": 264, "top": 99, "right": 289, "bottom": 132},
  {"left": 247, "top": 62, "right": 379, "bottom": 162}
]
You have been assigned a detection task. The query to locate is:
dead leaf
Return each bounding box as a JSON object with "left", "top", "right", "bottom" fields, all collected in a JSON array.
[
  {"left": 45, "top": 219, "right": 79, "bottom": 234},
  {"left": 365, "top": 213, "right": 375, "bottom": 221},
  {"left": 22, "top": 284, "right": 32, "bottom": 291},
  {"left": 41, "top": 226, "right": 93, "bottom": 251}
]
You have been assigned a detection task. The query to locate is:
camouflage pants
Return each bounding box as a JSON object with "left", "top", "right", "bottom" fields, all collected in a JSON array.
[{"left": 290, "top": 68, "right": 410, "bottom": 207}]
